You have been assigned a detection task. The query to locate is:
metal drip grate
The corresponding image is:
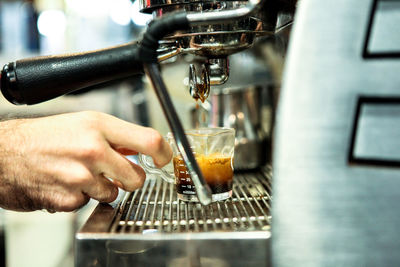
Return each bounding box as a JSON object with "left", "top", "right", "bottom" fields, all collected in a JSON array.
[{"left": 109, "top": 166, "right": 272, "bottom": 234}]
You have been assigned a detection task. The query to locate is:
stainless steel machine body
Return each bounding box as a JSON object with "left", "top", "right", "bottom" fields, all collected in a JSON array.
[
  {"left": 141, "top": 0, "right": 277, "bottom": 58},
  {"left": 208, "top": 84, "right": 273, "bottom": 170},
  {"left": 273, "top": 0, "right": 400, "bottom": 266},
  {"left": 36, "top": 0, "right": 400, "bottom": 265},
  {"left": 75, "top": 167, "right": 272, "bottom": 267},
  {"left": 75, "top": 0, "right": 289, "bottom": 265}
]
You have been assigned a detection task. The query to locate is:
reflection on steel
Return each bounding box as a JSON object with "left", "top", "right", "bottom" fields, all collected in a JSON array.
[
  {"left": 185, "top": 0, "right": 263, "bottom": 26},
  {"left": 208, "top": 58, "right": 229, "bottom": 85},
  {"left": 149, "top": 1, "right": 273, "bottom": 58}
]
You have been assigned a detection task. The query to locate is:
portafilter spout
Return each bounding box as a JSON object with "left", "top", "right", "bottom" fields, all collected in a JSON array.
[{"left": 189, "top": 58, "right": 229, "bottom": 102}]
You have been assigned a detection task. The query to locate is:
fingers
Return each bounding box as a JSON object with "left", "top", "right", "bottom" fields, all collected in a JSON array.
[
  {"left": 98, "top": 114, "right": 172, "bottom": 168},
  {"left": 99, "top": 146, "right": 146, "bottom": 192},
  {"left": 54, "top": 193, "right": 90, "bottom": 212},
  {"left": 82, "top": 174, "right": 119, "bottom": 203}
]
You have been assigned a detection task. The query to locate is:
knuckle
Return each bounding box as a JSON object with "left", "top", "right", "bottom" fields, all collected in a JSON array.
[
  {"left": 69, "top": 167, "right": 93, "bottom": 186},
  {"left": 48, "top": 193, "right": 88, "bottom": 212},
  {"left": 92, "top": 185, "right": 118, "bottom": 203},
  {"left": 105, "top": 186, "right": 119, "bottom": 202},
  {"left": 122, "top": 173, "right": 146, "bottom": 192},
  {"left": 61, "top": 194, "right": 88, "bottom": 211},
  {"left": 76, "top": 111, "right": 105, "bottom": 131},
  {"left": 79, "top": 137, "right": 106, "bottom": 162}
]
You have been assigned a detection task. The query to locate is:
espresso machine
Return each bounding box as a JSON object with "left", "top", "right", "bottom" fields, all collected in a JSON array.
[
  {"left": 4, "top": 0, "right": 400, "bottom": 266},
  {"left": 1, "top": 0, "right": 295, "bottom": 198},
  {"left": 0, "top": 0, "right": 294, "bottom": 266}
]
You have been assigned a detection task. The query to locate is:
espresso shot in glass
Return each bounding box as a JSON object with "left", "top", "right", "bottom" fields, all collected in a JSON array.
[{"left": 139, "top": 127, "right": 235, "bottom": 202}]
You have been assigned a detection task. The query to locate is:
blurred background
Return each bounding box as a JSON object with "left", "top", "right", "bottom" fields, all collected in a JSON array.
[{"left": 0, "top": 0, "right": 196, "bottom": 266}]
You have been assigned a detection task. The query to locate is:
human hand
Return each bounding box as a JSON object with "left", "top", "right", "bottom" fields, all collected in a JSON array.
[{"left": 0, "top": 111, "right": 172, "bottom": 212}]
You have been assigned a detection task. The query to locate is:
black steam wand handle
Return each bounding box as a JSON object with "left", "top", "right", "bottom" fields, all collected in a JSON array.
[{"left": 0, "top": 42, "right": 144, "bottom": 105}]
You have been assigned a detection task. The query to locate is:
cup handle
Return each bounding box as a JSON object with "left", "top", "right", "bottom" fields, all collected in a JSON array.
[{"left": 138, "top": 153, "right": 175, "bottom": 184}]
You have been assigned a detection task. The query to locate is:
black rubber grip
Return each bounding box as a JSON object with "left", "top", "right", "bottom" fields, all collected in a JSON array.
[
  {"left": 1, "top": 42, "right": 143, "bottom": 105},
  {"left": 139, "top": 12, "right": 190, "bottom": 63}
]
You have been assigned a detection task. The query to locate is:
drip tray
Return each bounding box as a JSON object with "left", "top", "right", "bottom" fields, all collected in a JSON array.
[{"left": 75, "top": 166, "right": 272, "bottom": 267}]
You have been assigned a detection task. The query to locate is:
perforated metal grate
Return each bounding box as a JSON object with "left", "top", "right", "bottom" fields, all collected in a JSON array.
[{"left": 110, "top": 166, "right": 272, "bottom": 234}]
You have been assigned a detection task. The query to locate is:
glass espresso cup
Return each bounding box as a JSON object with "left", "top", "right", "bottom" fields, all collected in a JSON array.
[{"left": 139, "top": 127, "right": 235, "bottom": 202}]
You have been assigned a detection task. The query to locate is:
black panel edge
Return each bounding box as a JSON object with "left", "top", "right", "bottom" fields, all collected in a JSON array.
[
  {"left": 363, "top": 0, "right": 400, "bottom": 59},
  {"left": 348, "top": 96, "right": 400, "bottom": 168}
]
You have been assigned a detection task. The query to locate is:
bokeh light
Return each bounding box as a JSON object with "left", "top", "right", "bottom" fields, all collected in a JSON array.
[{"left": 37, "top": 10, "right": 67, "bottom": 37}]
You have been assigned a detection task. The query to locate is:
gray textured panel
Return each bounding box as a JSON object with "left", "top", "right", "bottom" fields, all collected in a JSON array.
[{"left": 272, "top": 0, "right": 400, "bottom": 266}]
